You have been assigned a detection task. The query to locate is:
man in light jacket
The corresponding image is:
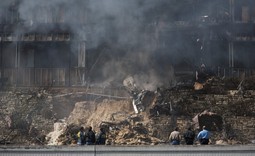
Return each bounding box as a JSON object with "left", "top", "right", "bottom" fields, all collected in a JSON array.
[{"left": 197, "top": 126, "right": 211, "bottom": 145}]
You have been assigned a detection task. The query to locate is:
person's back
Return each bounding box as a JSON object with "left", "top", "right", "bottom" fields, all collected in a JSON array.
[
  {"left": 184, "top": 128, "right": 195, "bottom": 145},
  {"left": 96, "top": 128, "right": 106, "bottom": 145},
  {"left": 197, "top": 126, "right": 210, "bottom": 145},
  {"left": 86, "top": 127, "right": 96, "bottom": 145},
  {"left": 169, "top": 127, "right": 181, "bottom": 145},
  {"left": 77, "top": 127, "right": 85, "bottom": 145}
]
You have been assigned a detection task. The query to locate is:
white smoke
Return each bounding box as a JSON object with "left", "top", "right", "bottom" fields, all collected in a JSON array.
[{"left": 8, "top": 0, "right": 193, "bottom": 89}]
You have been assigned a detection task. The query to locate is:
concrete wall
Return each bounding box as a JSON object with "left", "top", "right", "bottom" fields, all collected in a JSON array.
[{"left": 0, "top": 146, "right": 255, "bottom": 156}]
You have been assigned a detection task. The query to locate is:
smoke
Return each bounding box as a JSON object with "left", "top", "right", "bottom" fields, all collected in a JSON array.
[
  {"left": 14, "top": 0, "right": 181, "bottom": 90},
  {"left": 16, "top": 0, "right": 156, "bottom": 50},
  {"left": 5, "top": 0, "right": 223, "bottom": 90},
  {"left": 17, "top": 0, "right": 156, "bottom": 44}
]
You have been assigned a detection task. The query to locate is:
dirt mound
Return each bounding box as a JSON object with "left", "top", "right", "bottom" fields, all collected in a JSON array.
[
  {"left": 46, "top": 122, "right": 67, "bottom": 145},
  {"left": 67, "top": 99, "right": 133, "bottom": 131},
  {"left": 109, "top": 125, "right": 164, "bottom": 145},
  {"left": 54, "top": 98, "right": 166, "bottom": 145}
]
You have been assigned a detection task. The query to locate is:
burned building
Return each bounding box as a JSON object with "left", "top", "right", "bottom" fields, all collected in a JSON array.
[
  {"left": 156, "top": 0, "right": 255, "bottom": 79},
  {"left": 0, "top": 0, "right": 255, "bottom": 88},
  {"left": 0, "top": 0, "right": 88, "bottom": 87},
  {"left": 1, "top": 0, "right": 255, "bottom": 146}
]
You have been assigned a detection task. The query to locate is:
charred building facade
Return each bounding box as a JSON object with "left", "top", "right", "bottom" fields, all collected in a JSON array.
[
  {"left": 0, "top": 0, "right": 255, "bottom": 87},
  {"left": 156, "top": 0, "right": 255, "bottom": 79},
  {"left": 0, "top": 0, "right": 88, "bottom": 87}
]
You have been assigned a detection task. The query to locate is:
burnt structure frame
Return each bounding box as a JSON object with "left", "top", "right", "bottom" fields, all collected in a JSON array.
[{"left": 0, "top": 0, "right": 255, "bottom": 87}]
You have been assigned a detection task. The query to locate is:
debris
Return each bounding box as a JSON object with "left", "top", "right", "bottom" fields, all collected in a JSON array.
[
  {"left": 194, "top": 82, "right": 204, "bottom": 90},
  {"left": 193, "top": 110, "right": 223, "bottom": 131},
  {"left": 215, "top": 139, "right": 229, "bottom": 145},
  {"left": 1, "top": 76, "right": 255, "bottom": 146},
  {"left": 46, "top": 122, "right": 67, "bottom": 145}
]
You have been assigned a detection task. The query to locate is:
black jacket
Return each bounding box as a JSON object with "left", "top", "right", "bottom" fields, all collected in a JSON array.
[
  {"left": 184, "top": 130, "right": 195, "bottom": 143},
  {"left": 86, "top": 130, "right": 96, "bottom": 143}
]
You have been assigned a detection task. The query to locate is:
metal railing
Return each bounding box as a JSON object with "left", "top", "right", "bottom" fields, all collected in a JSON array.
[
  {"left": 0, "top": 145, "right": 254, "bottom": 156},
  {"left": 2, "top": 67, "right": 254, "bottom": 87},
  {"left": 217, "top": 67, "right": 255, "bottom": 78},
  {"left": 1, "top": 67, "right": 84, "bottom": 87}
]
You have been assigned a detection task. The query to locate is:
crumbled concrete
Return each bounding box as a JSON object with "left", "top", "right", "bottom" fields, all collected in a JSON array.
[{"left": 1, "top": 77, "right": 255, "bottom": 145}]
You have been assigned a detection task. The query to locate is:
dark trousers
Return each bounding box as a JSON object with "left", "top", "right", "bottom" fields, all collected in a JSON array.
[
  {"left": 86, "top": 141, "right": 94, "bottom": 145},
  {"left": 200, "top": 138, "right": 209, "bottom": 145},
  {"left": 171, "top": 140, "right": 180, "bottom": 145},
  {"left": 184, "top": 138, "right": 194, "bottom": 145},
  {"left": 185, "top": 140, "right": 194, "bottom": 145}
]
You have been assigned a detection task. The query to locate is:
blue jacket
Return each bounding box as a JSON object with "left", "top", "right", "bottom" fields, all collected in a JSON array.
[{"left": 197, "top": 129, "right": 210, "bottom": 139}]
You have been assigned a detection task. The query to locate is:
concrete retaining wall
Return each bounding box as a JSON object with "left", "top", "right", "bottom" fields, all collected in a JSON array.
[{"left": 0, "top": 146, "right": 254, "bottom": 156}]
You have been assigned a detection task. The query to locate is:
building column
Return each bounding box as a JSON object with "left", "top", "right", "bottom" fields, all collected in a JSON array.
[
  {"left": 0, "top": 37, "right": 2, "bottom": 81},
  {"left": 78, "top": 41, "right": 86, "bottom": 85},
  {"left": 15, "top": 41, "right": 20, "bottom": 86},
  {"left": 15, "top": 41, "right": 20, "bottom": 68},
  {"left": 228, "top": 42, "right": 234, "bottom": 76},
  {"left": 68, "top": 42, "right": 71, "bottom": 87},
  {"left": 230, "top": 0, "right": 235, "bottom": 22}
]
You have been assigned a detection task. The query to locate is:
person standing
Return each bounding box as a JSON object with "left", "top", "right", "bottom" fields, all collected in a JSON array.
[
  {"left": 183, "top": 127, "right": 195, "bottom": 145},
  {"left": 197, "top": 126, "right": 210, "bottom": 145},
  {"left": 96, "top": 128, "right": 107, "bottom": 145},
  {"left": 169, "top": 127, "right": 181, "bottom": 145},
  {"left": 86, "top": 126, "right": 96, "bottom": 145},
  {"left": 77, "top": 127, "right": 85, "bottom": 145}
]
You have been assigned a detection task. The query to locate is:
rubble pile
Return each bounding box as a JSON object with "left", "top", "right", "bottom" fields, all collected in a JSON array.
[
  {"left": 121, "top": 76, "right": 255, "bottom": 144},
  {"left": 46, "top": 122, "right": 68, "bottom": 145},
  {"left": 54, "top": 99, "right": 164, "bottom": 145},
  {"left": 108, "top": 125, "right": 163, "bottom": 145},
  {"left": 0, "top": 88, "right": 54, "bottom": 145},
  {"left": 1, "top": 76, "right": 255, "bottom": 146},
  {"left": 50, "top": 77, "right": 255, "bottom": 145},
  {"left": 0, "top": 88, "right": 88, "bottom": 145},
  {"left": 192, "top": 111, "right": 223, "bottom": 131}
]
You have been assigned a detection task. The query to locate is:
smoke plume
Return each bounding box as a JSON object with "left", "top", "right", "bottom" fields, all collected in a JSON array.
[{"left": 4, "top": 0, "right": 233, "bottom": 90}]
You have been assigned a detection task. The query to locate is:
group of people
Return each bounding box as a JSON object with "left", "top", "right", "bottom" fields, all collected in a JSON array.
[
  {"left": 77, "top": 125, "right": 210, "bottom": 145},
  {"left": 169, "top": 126, "right": 210, "bottom": 145},
  {"left": 77, "top": 126, "right": 106, "bottom": 145}
]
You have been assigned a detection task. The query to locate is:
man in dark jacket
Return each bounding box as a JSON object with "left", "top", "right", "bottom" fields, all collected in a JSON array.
[
  {"left": 86, "top": 126, "right": 96, "bottom": 145},
  {"left": 96, "top": 128, "right": 107, "bottom": 145},
  {"left": 183, "top": 127, "right": 195, "bottom": 145}
]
